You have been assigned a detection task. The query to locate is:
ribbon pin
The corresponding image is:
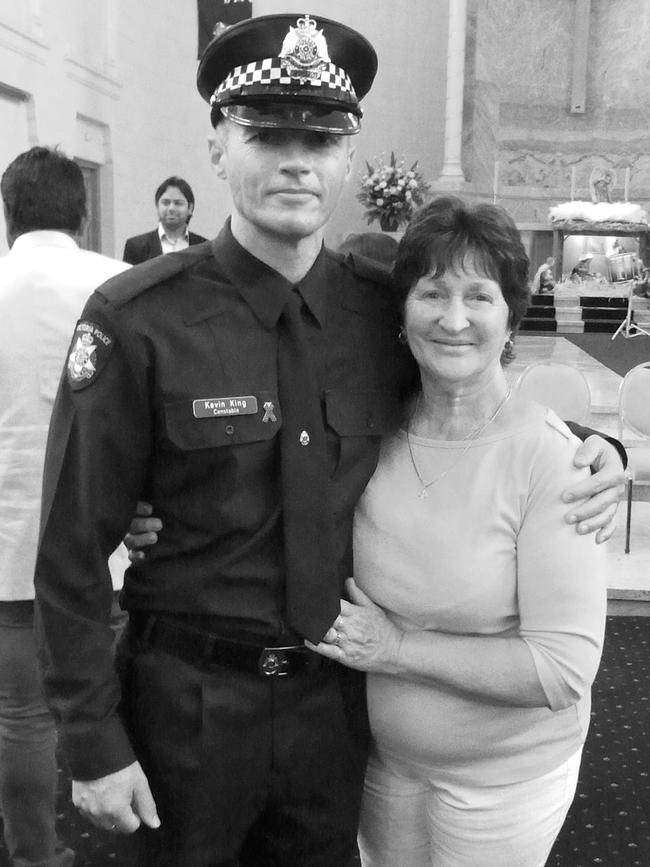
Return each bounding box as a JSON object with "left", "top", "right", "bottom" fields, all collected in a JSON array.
[
  {"left": 300, "top": 430, "right": 310, "bottom": 446},
  {"left": 262, "top": 401, "right": 277, "bottom": 423}
]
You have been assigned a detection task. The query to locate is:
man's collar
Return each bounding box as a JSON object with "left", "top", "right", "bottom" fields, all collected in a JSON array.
[
  {"left": 295, "top": 247, "right": 327, "bottom": 327},
  {"left": 158, "top": 223, "right": 189, "bottom": 243},
  {"left": 10, "top": 230, "right": 79, "bottom": 253},
  {"left": 211, "top": 221, "right": 327, "bottom": 329}
]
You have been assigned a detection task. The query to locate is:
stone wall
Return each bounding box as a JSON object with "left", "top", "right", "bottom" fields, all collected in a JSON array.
[{"left": 462, "top": 0, "right": 650, "bottom": 223}]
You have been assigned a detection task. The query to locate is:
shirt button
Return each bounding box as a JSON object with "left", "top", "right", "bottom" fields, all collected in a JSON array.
[
  {"left": 367, "top": 417, "right": 375, "bottom": 430},
  {"left": 225, "top": 424, "right": 235, "bottom": 435}
]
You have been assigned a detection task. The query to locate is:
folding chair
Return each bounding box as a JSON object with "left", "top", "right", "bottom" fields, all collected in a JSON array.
[{"left": 515, "top": 361, "right": 592, "bottom": 425}]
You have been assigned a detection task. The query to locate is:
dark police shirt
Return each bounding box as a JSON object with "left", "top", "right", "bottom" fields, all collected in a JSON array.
[{"left": 35, "top": 222, "right": 407, "bottom": 780}]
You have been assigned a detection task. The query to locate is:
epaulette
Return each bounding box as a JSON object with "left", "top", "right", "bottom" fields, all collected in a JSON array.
[
  {"left": 341, "top": 251, "right": 393, "bottom": 288},
  {"left": 97, "top": 241, "right": 214, "bottom": 308}
]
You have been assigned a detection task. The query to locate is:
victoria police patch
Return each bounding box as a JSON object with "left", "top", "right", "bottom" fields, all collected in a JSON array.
[{"left": 66, "top": 320, "right": 114, "bottom": 390}]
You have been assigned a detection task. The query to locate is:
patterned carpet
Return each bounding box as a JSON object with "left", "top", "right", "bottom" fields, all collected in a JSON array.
[
  {"left": 548, "top": 616, "right": 649, "bottom": 866},
  {"left": 0, "top": 617, "right": 647, "bottom": 866}
]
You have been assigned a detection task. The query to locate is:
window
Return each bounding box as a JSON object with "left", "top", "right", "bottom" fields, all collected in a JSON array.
[{"left": 76, "top": 159, "right": 101, "bottom": 252}]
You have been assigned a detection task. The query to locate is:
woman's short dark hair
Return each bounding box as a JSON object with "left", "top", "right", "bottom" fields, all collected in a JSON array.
[
  {"left": 1, "top": 146, "right": 87, "bottom": 236},
  {"left": 393, "top": 196, "right": 530, "bottom": 333},
  {"left": 154, "top": 176, "right": 195, "bottom": 208}
]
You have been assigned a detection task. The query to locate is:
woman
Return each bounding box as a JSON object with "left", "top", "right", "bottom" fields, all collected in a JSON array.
[{"left": 310, "top": 197, "right": 607, "bottom": 867}]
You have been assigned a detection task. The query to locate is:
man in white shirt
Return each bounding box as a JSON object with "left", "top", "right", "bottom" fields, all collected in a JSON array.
[
  {"left": 122, "top": 176, "right": 207, "bottom": 265},
  {"left": 0, "top": 146, "right": 130, "bottom": 867}
]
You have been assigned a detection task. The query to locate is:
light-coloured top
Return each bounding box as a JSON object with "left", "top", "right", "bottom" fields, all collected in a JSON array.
[
  {"left": 353, "top": 404, "right": 607, "bottom": 786},
  {"left": 0, "top": 231, "right": 130, "bottom": 599},
  {"left": 158, "top": 223, "right": 190, "bottom": 254}
]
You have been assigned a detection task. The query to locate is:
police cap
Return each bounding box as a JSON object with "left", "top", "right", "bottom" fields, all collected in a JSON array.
[{"left": 197, "top": 13, "right": 377, "bottom": 135}]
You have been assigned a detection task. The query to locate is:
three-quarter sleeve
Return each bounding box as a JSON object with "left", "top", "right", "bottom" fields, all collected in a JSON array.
[{"left": 517, "top": 413, "right": 607, "bottom": 712}]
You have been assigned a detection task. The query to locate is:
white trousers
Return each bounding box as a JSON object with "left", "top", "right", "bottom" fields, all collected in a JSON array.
[{"left": 358, "top": 747, "right": 583, "bottom": 867}]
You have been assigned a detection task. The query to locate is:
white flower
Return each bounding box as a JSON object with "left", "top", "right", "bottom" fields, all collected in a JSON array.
[{"left": 376, "top": 198, "right": 384, "bottom": 206}]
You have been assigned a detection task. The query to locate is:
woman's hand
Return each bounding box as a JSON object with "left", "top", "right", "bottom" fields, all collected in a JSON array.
[
  {"left": 563, "top": 435, "right": 626, "bottom": 543},
  {"left": 306, "top": 578, "right": 404, "bottom": 673}
]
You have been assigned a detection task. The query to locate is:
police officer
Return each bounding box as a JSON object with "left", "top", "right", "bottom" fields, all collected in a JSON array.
[
  {"left": 35, "top": 12, "right": 625, "bottom": 867},
  {"left": 35, "top": 14, "right": 401, "bottom": 867}
]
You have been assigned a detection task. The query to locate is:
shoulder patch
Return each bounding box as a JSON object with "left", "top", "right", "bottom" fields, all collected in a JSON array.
[
  {"left": 342, "top": 251, "right": 393, "bottom": 288},
  {"left": 98, "top": 241, "right": 214, "bottom": 308},
  {"left": 66, "top": 320, "right": 114, "bottom": 390}
]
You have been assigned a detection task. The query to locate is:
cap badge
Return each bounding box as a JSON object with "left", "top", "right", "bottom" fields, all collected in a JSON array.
[{"left": 279, "top": 15, "right": 330, "bottom": 83}]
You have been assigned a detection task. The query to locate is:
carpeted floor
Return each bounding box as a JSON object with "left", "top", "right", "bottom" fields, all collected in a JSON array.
[
  {"left": 0, "top": 617, "right": 647, "bottom": 866},
  {"left": 547, "top": 616, "right": 649, "bottom": 866},
  {"left": 562, "top": 332, "right": 650, "bottom": 379}
]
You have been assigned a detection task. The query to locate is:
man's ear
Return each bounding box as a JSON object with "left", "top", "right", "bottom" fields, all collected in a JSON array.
[
  {"left": 208, "top": 133, "right": 227, "bottom": 180},
  {"left": 344, "top": 143, "right": 356, "bottom": 183}
]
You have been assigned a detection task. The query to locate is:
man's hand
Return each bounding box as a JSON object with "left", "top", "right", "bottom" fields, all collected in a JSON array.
[
  {"left": 72, "top": 761, "right": 161, "bottom": 834},
  {"left": 563, "top": 435, "right": 626, "bottom": 543},
  {"left": 124, "top": 501, "right": 161, "bottom": 564}
]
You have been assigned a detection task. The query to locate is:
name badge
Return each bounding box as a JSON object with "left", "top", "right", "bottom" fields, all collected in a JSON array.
[{"left": 193, "top": 395, "right": 259, "bottom": 418}]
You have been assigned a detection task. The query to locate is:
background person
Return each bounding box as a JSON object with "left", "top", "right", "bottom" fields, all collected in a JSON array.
[
  {"left": 338, "top": 231, "right": 399, "bottom": 267},
  {"left": 122, "top": 175, "right": 207, "bottom": 264},
  {"left": 0, "top": 146, "right": 130, "bottom": 867},
  {"left": 310, "top": 197, "right": 607, "bottom": 867}
]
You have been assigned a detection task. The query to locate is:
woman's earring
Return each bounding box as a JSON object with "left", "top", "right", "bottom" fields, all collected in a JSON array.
[
  {"left": 398, "top": 327, "right": 408, "bottom": 344},
  {"left": 503, "top": 334, "right": 515, "bottom": 360}
]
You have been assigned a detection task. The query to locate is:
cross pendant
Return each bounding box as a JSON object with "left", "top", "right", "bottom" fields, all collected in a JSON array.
[{"left": 418, "top": 489, "right": 428, "bottom": 500}]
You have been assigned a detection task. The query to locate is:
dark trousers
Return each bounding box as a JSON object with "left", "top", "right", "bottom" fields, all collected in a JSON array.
[{"left": 119, "top": 626, "right": 369, "bottom": 867}]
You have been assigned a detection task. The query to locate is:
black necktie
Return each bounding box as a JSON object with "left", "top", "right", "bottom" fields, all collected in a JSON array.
[{"left": 278, "top": 289, "right": 339, "bottom": 643}]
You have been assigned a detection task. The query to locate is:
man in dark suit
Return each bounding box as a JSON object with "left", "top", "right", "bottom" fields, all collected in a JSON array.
[{"left": 123, "top": 176, "right": 207, "bottom": 264}]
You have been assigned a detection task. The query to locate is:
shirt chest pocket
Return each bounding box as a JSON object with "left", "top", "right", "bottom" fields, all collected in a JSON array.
[
  {"left": 163, "top": 390, "right": 281, "bottom": 450},
  {"left": 325, "top": 389, "right": 401, "bottom": 439},
  {"left": 323, "top": 388, "right": 399, "bottom": 481}
]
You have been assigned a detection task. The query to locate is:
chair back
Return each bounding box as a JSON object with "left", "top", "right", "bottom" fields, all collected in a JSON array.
[
  {"left": 515, "top": 362, "right": 592, "bottom": 423},
  {"left": 618, "top": 362, "right": 650, "bottom": 440}
]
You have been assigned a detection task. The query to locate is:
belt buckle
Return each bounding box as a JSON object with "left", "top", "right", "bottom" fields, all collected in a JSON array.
[{"left": 258, "top": 646, "right": 295, "bottom": 677}]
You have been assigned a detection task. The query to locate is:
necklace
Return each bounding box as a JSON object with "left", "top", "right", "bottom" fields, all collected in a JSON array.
[{"left": 406, "top": 386, "right": 512, "bottom": 500}]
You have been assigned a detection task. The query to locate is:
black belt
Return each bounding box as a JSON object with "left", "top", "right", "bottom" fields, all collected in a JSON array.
[{"left": 131, "top": 614, "right": 328, "bottom": 678}]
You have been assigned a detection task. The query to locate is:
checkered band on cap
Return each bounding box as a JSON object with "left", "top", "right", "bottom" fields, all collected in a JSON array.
[{"left": 211, "top": 56, "right": 357, "bottom": 106}]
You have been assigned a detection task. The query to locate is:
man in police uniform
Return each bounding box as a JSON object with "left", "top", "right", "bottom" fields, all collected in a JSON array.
[{"left": 35, "top": 13, "right": 625, "bottom": 867}]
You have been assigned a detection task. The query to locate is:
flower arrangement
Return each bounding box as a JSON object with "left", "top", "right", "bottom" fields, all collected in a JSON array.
[{"left": 357, "top": 152, "right": 431, "bottom": 232}]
